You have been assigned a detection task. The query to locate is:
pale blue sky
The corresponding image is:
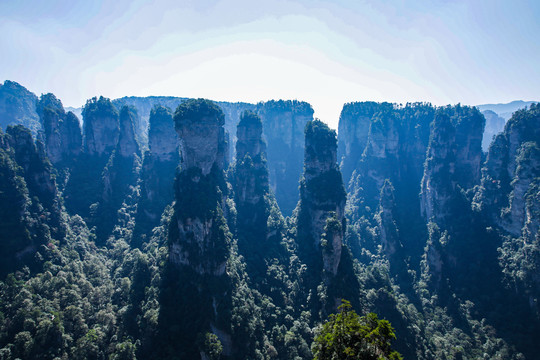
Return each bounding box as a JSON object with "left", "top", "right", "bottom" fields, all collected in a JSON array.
[{"left": 1, "top": 0, "right": 538, "bottom": 128}]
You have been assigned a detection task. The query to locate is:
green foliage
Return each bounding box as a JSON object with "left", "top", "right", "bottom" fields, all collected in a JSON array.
[
  {"left": 173, "top": 98, "right": 225, "bottom": 130},
  {"left": 312, "top": 300, "right": 402, "bottom": 360},
  {"left": 82, "top": 96, "right": 119, "bottom": 124},
  {"left": 238, "top": 109, "right": 263, "bottom": 127},
  {"left": 198, "top": 333, "right": 223, "bottom": 360}
]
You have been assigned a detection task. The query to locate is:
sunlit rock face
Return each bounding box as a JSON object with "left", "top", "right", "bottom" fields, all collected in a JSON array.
[
  {"left": 475, "top": 103, "right": 540, "bottom": 237},
  {"left": 298, "top": 120, "right": 346, "bottom": 276},
  {"left": 37, "top": 93, "right": 82, "bottom": 165},
  {"left": 83, "top": 96, "right": 120, "bottom": 157}
]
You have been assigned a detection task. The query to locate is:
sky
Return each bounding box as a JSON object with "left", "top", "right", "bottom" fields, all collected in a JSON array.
[{"left": 1, "top": 0, "right": 539, "bottom": 129}]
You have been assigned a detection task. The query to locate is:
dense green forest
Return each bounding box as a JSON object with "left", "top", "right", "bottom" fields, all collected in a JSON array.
[{"left": 0, "top": 80, "right": 538, "bottom": 359}]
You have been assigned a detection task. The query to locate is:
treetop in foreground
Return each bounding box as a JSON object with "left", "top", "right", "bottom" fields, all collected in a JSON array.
[{"left": 312, "top": 300, "right": 402, "bottom": 360}]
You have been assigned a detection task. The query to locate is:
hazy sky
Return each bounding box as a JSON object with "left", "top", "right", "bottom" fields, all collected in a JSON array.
[{"left": 1, "top": 0, "right": 539, "bottom": 128}]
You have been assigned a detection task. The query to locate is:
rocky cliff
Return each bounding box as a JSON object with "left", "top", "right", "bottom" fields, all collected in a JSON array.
[
  {"left": 0, "top": 125, "right": 64, "bottom": 276},
  {"left": 164, "top": 99, "right": 235, "bottom": 359},
  {"left": 257, "top": 100, "right": 313, "bottom": 216},
  {"left": 6, "top": 125, "right": 56, "bottom": 208},
  {"left": 83, "top": 97, "right": 120, "bottom": 157},
  {"left": 232, "top": 110, "right": 287, "bottom": 281},
  {"left": 117, "top": 106, "right": 140, "bottom": 158},
  {"left": 133, "top": 105, "right": 179, "bottom": 246},
  {"left": 420, "top": 106, "right": 484, "bottom": 224},
  {"left": 475, "top": 103, "right": 540, "bottom": 237},
  {"left": 0, "top": 80, "right": 40, "bottom": 135},
  {"left": 338, "top": 102, "right": 394, "bottom": 183},
  {"left": 376, "top": 180, "right": 402, "bottom": 257},
  {"left": 234, "top": 110, "right": 268, "bottom": 213},
  {"left": 297, "top": 120, "right": 346, "bottom": 276},
  {"left": 174, "top": 99, "right": 227, "bottom": 177},
  {"left": 169, "top": 98, "right": 229, "bottom": 275},
  {"left": 37, "top": 93, "right": 82, "bottom": 165},
  {"left": 148, "top": 105, "right": 179, "bottom": 162}
]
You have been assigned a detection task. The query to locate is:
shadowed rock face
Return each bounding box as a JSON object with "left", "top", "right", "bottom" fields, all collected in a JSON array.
[
  {"left": 83, "top": 97, "right": 120, "bottom": 157},
  {"left": 234, "top": 111, "right": 268, "bottom": 208},
  {"left": 377, "top": 180, "right": 401, "bottom": 257},
  {"left": 38, "top": 93, "right": 82, "bottom": 165},
  {"left": 170, "top": 99, "right": 229, "bottom": 275},
  {"left": 117, "top": 106, "right": 140, "bottom": 158},
  {"left": 6, "top": 125, "right": 56, "bottom": 205},
  {"left": 236, "top": 110, "right": 266, "bottom": 162},
  {"left": 340, "top": 103, "right": 434, "bottom": 220},
  {"left": 298, "top": 120, "right": 346, "bottom": 276},
  {"left": 420, "top": 106, "right": 484, "bottom": 224},
  {"left": 148, "top": 105, "right": 178, "bottom": 162},
  {"left": 257, "top": 100, "right": 314, "bottom": 216},
  {"left": 132, "top": 105, "right": 179, "bottom": 247}
]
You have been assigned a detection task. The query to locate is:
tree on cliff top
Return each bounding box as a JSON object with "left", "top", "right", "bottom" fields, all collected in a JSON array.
[{"left": 312, "top": 300, "right": 402, "bottom": 360}]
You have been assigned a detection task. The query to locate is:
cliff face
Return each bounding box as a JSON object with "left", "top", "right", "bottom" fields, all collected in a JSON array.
[
  {"left": 0, "top": 125, "right": 64, "bottom": 276},
  {"left": 175, "top": 100, "right": 227, "bottom": 177},
  {"left": 0, "top": 80, "right": 40, "bottom": 135},
  {"left": 257, "top": 100, "right": 314, "bottom": 216},
  {"left": 343, "top": 102, "right": 433, "bottom": 245},
  {"left": 83, "top": 97, "right": 120, "bottom": 157},
  {"left": 297, "top": 120, "right": 346, "bottom": 276},
  {"left": 164, "top": 99, "right": 235, "bottom": 359},
  {"left": 111, "top": 96, "right": 255, "bottom": 154},
  {"left": 376, "top": 180, "right": 401, "bottom": 257},
  {"left": 38, "top": 93, "right": 82, "bottom": 165},
  {"left": 133, "top": 105, "right": 179, "bottom": 246},
  {"left": 420, "top": 106, "right": 484, "bottom": 224},
  {"left": 0, "top": 134, "right": 33, "bottom": 276},
  {"left": 338, "top": 102, "right": 393, "bottom": 183},
  {"left": 232, "top": 110, "right": 288, "bottom": 282},
  {"left": 6, "top": 125, "right": 56, "bottom": 206},
  {"left": 169, "top": 99, "right": 229, "bottom": 275},
  {"left": 234, "top": 111, "right": 268, "bottom": 209},
  {"left": 96, "top": 106, "right": 142, "bottom": 243},
  {"left": 148, "top": 105, "right": 179, "bottom": 162},
  {"left": 475, "top": 103, "right": 540, "bottom": 237},
  {"left": 117, "top": 106, "right": 140, "bottom": 158}
]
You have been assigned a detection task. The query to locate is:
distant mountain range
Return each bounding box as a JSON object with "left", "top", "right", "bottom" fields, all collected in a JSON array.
[{"left": 477, "top": 100, "right": 537, "bottom": 120}]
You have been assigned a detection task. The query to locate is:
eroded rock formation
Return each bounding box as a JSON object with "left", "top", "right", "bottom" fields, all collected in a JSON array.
[
  {"left": 297, "top": 120, "right": 346, "bottom": 276},
  {"left": 83, "top": 96, "right": 120, "bottom": 157},
  {"left": 257, "top": 100, "right": 313, "bottom": 215},
  {"left": 37, "top": 93, "right": 82, "bottom": 165},
  {"left": 169, "top": 99, "right": 229, "bottom": 275}
]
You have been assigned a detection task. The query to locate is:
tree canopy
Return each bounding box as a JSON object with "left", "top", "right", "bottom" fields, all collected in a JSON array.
[{"left": 312, "top": 300, "right": 402, "bottom": 360}]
